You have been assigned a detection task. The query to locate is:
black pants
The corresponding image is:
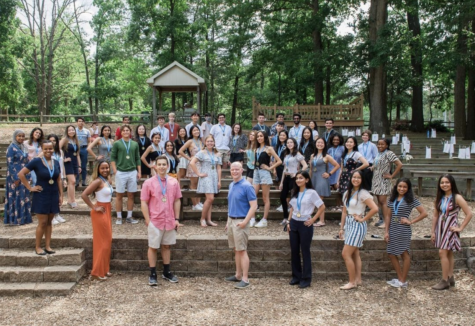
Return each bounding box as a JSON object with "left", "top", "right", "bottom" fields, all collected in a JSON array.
[
  {"left": 280, "top": 175, "right": 295, "bottom": 219},
  {"left": 289, "top": 219, "right": 314, "bottom": 283}
]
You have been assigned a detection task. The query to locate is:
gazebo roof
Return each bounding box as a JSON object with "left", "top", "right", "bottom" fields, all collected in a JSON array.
[{"left": 146, "top": 61, "right": 207, "bottom": 92}]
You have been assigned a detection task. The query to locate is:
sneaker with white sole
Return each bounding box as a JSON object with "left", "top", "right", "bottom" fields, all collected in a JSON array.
[
  {"left": 192, "top": 205, "right": 202, "bottom": 211},
  {"left": 55, "top": 215, "right": 66, "bottom": 223},
  {"left": 386, "top": 278, "right": 398, "bottom": 286},
  {"left": 276, "top": 205, "right": 283, "bottom": 212},
  {"left": 126, "top": 217, "right": 139, "bottom": 224},
  {"left": 234, "top": 280, "right": 250, "bottom": 289},
  {"left": 280, "top": 219, "right": 287, "bottom": 225},
  {"left": 116, "top": 218, "right": 123, "bottom": 225},
  {"left": 52, "top": 217, "right": 60, "bottom": 225},
  {"left": 390, "top": 280, "right": 405, "bottom": 288},
  {"left": 149, "top": 275, "right": 158, "bottom": 286},
  {"left": 198, "top": 202, "right": 204, "bottom": 208},
  {"left": 162, "top": 272, "right": 178, "bottom": 283},
  {"left": 249, "top": 219, "right": 256, "bottom": 227},
  {"left": 254, "top": 219, "right": 267, "bottom": 228}
]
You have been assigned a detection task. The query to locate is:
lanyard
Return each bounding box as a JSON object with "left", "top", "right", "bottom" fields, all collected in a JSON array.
[
  {"left": 233, "top": 136, "right": 239, "bottom": 148},
  {"left": 441, "top": 195, "right": 452, "bottom": 214},
  {"left": 344, "top": 151, "right": 354, "bottom": 167},
  {"left": 13, "top": 144, "right": 27, "bottom": 158},
  {"left": 152, "top": 143, "right": 161, "bottom": 154},
  {"left": 169, "top": 123, "right": 175, "bottom": 134},
  {"left": 42, "top": 157, "right": 55, "bottom": 181},
  {"left": 192, "top": 139, "right": 201, "bottom": 150},
  {"left": 206, "top": 149, "right": 215, "bottom": 166},
  {"left": 33, "top": 141, "right": 39, "bottom": 154},
  {"left": 374, "top": 150, "right": 387, "bottom": 166},
  {"left": 53, "top": 153, "right": 61, "bottom": 161},
  {"left": 325, "top": 130, "right": 333, "bottom": 142},
  {"left": 393, "top": 198, "right": 404, "bottom": 216},
  {"left": 102, "top": 137, "right": 111, "bottom": 152},
  {"left": 302, "top": 141, "right": 309, "bottom": 153},
  {"left": 139, "top": 137, "right": 146, "bottom": 147},
  {"left": 363, "top": 142, "right": 368, "bottom": 157},
  {"left": 284, "top": 155, "right": 290, "bottom": 169},
  {"left": 346, "top": 190, "right": 359, "bottom": 208},
  {"left": 296, "top": 189, "right": 307, "bottom": 212},
  {"left": 258, "top": 124, "right": 265, "bottom": 131},
  {"left": 121, "top": 139, "right": 131, "bottom": 156},
  {"left": 69, "top": 139, "right": 77, "bottom": 152},
  {"left": 313, "top": 154, "right": 323, "bottom": 166},
  {"left": 166, "top": 153, "right": 176, "bottom": 170},
  {"left": 99, "top": 176, "right": 113, "bottom": 196},
  {"left": 219, "top": 124, "right": 226, "bottom": 135},
  {"left": 292, "top": 126, "right": 301, "bottom": 139},
  {"left": 157, "top": 126, "right": 164, "bottom": 138},
  {"left": 277, "top": 144, "right": 285, "bottom": 157},
  {"left": 157, "top": 175, "right": 167, "bottom": 197},
  {"left": 256, "top": 146, "right": 266, "bottom": 161}
]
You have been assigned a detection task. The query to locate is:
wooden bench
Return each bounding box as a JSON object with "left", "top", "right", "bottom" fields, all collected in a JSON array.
[{"left": 410, "top": 170, "right": 473, "bottom": 200}]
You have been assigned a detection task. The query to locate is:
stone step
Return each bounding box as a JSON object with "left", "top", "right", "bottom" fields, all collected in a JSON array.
[
  {"left": 0, "top": 262, "right": 86, "bottom": 283},
  {"left": 0, "top": 248, "right": 85, "bottom": 265},
  {"left": 0, "top": 282, "right": 77, "bottom": 296},
  {"left": 181, "top": 210, "right": 342, "bottom": 220}
]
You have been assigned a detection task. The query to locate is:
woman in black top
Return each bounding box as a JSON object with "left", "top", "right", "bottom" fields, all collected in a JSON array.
[
  {"left": 299, "top": 127, "right": 315, "bottom": 166},
  {"left": 175, "top": 127, "right": 188, "bottom": 183},
  {"left": 273, "top": 130, "right": 288, "bottom": 183},
  {"left": 136, "top": 124, "right": 152, "bottom": 178}
]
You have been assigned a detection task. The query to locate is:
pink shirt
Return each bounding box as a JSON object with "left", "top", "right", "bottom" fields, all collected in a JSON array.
[
  {"left": 23, "top": 140, "right": 42, "bottom": 161},
  {"left": 140, "top": 175, "right": 182, "bottom": 230}
]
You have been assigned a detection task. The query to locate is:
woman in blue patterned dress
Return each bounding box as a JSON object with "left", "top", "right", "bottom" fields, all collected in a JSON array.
[{"left": 4, "top": 130, "right": 32, "bottom": 225}]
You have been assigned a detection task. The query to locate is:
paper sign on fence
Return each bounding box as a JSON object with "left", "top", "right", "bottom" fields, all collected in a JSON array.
[
  {"left": 372, "top": 134, "right": 378, "bottom": 142},
  {"left": 396, "top": 134, "right": 400, "bottom": 142},
  {"left": 458, "top": 147, "right": 465, "bottom": 159},
  {"left": 443, "top": 142, "right": 449, "bottom": 153},
  {"left": 426, "top": 147, "right": 431, "bottom": 159},
  {"left": 431, "top": 129, "right": 436, "bottom": 138},
  {"left": 342, "top": 128, "right": 348, "bottom": 136},
  {"left": 404, "top": 141, "right": 411, "bottom": 153},
  {"left": 471, "top": 142, "right": 475, "bottom": 153},
  {"left": 451, "top": 135, "right": 456, "bottom": 144},
  {"left": 348, "top": 131, "right": 355, "bottom": 137},
  {"left": 392, "top": 136, "right": 398, "bottom": 145},
  {"left": 465, "top": 147, "right": 471, "bottom": 159},
  {"left": 356, "top": 128, "right": 361, "bottom": 136}
]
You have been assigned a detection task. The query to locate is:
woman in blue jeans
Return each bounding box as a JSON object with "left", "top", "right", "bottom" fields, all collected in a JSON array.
[{"left": 286, "top": 171, "right": 325, "bottom": 288}]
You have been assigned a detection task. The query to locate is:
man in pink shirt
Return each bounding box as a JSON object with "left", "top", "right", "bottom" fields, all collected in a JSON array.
[{"left": 141, "top": 155, "right": 182, "bottom": 286}]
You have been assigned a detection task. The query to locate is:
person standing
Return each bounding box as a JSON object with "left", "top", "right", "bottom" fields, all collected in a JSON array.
[
  {"left": 189, "top": 135, "right": 222, "bottom": 227},
  {"left": 385, "top": 178, "right": 427, "bottom": 288},
  {"left": 288, "top": 114, "right": 304, "bottom": 145},
  {"left": 337, "top": 136, "right": 369, "bottom": 196},
  {"left": 210, "top": 113, "right": 232, "bottom": 169},
  {"left": 229, "top": 123, "right": 248, "bottom": 165},
  {"left": 186, "top": 111, "right": 203, "bottom": 138},
  {"left": 327, "top": 133, "right": 345, "bottom": 191},
  {"left": 224, "top": 162, "right": 257, "bottom": 289},
  {"left": 274, "top": 130, "right": 288, "bottom": 213},
  {"left": 308, "top": 121, "right": 319, "bottom": 140},
  {"left": 136, "top": 124, "right": 152, "bottom": 179},
  {"left": 175, "top": 127, "right": 189, "bottom": 183},
  {"left": 141, "top": 132, "right": 162, "bottom": 177},
  {"left": 309, "top": 137, "right": 340, "bottom": 227},
  {"left": 252, "top": 112, "right": 271, "bottom": 135},
  {"left": 150, "top": 116, "right": 169, "bottom": 149},
  {"left": 270, "top": 113, "right": 288, "bottom": 139},
  {"left": 163, "top": 141, "right": 179, "bottom": 179},
  {"left": 271, "top": 122, "right": 285, "bottom": 147},
  {"left": 299, "top": 127, "right": 315, "bottom": 164},
  {"left": 18, "top": 141, "right": 63, "bottom": 255},
  {"left": 81, "top": 160, "right": 114, "bottom": 281},
  {"left": 88, "top": 125, "right": 114, "bottom": 163},
  {"left": 338, "top": 170, "right": 378, "bottom": 290},
  {"left": 111, "top": 125, "right": 141, "bottom": 224},
  {"left": 141, "top": 156, "right": 181, "bottom": 286},
  {"left": 200, "top": 113, "right": 212, "bottom": 139},
  {"left": 90, "top": 121, "right": 100, "bottom": 141},
  {"left": 75, "top": 117, "right": 91, "bottom": 187},
  {"left": 59, "top": 125, "right": 81, "bottom": 208},
  {"left": 431, "top": 174, "right": 472, "bottom": 290},
  {"left": 358, "top": 130, "right": 378, "bottom": 190},
  {"left": 4, "top": 130, "right": 32, "bottom": 225},
  {"left": 371, "top": 139, "right": 403, "bottom": 229},
  {"left": 286, "top": 171, "right": 325, "bottom": 288},
  {"left": 115, "top": 116, "right": 132, "bottom": 140},
  {"left": 164, "top": 112, "right": 180, "bottom": 142},
  {"left": 245, "top": 131, "right": 257, "bottom": 184},
  {"left": 23, "top": 127, "right": 44, "bottom": 186},
  {"left": 322, "top": 118, "right": 336, "bottom": 145}
]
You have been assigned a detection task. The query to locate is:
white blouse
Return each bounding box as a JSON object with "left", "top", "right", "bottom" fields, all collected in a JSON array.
[
  {"left": 289, "top": 189, "right": 324, "bottom": 220},
  {"left": 343, "top": 189, "right": 372, "bottom": 215}
]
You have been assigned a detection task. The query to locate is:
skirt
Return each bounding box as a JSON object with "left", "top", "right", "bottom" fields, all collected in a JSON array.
[
  {"left": 386, "top": 220, "right": 412, "bottom": 255},
  {"left": 178, "top": 157, "right": 189, "bottom": 169},
  {"left": 91, "top": 202, "right": 112, "bottom": 277},
  {"left": 344, "top": 215, "right": 367, "bottom": 248}
]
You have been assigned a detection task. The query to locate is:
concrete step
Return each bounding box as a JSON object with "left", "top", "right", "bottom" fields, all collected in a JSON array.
[
  {"left": 0, "top": 248, "right": 85, "bottom": 265},
  {"left": 0, "top": 262, "right": 86, "bottom": 282},
  {"left": 182, "top": 210, "right": 342, "bottom": 220},
  {"left": 0, "top": 282, "right": 77, "bottom": 296}
]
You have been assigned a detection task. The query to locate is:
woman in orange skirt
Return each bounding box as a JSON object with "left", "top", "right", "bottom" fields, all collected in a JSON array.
[{"left": 81, "top": 159, "right": 113, "bottom": 281}]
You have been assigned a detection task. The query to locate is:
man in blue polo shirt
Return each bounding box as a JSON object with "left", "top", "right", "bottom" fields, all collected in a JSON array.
[{"left": 225, "top": 162, "right": 257, "bottom": 289}]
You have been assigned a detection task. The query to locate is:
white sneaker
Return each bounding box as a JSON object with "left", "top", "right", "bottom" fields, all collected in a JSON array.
[
  {"left": 276, "top": 205, "right": 283, "bottom": 212},
  {"left": 280, "top": 219, "right": 287, "bottom": 225},
  {"left": 198, "top": 202, "right": 204, "bottom": 208},
  {"left": 390, "top": 280, "right": 406, "bottom": 288},
  {"left": 254, "top": 219, "right": 268, "bottom": 228},
  {"left": 116, "top": 218, "right": 123, "bottom": 225},
  {"left": 249, "top": 218, "right": 256, "bottom": 227},
  {"left": 52, "top": 217, "right": 60, "bottom": 225},
  {"left": 192, "top": 205, "right": 203, "bottom": 211},
  {"left": 386, "top": 279, "right": 398, "bottom": 285},
  {"left": 55, "top": 214, "right": 66, "bottom": 223}
]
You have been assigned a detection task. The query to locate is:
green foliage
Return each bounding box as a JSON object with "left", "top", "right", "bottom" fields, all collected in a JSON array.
[{"left": 425, "top": 119, "right": 450, "bottom": 132}]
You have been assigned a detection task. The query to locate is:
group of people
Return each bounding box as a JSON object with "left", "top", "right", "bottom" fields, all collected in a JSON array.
[{"left": 2, "top": 112, "right": 472, "bottom": 291}]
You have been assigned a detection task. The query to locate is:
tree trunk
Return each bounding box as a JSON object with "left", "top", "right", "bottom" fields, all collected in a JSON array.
[
  {"left": 396, "top": 86, "right": 401, "bottom": 121},
  {"left": 466, "top": 21, "right": 475, "bottom": 140},
  {"left": 128, "top": 98, "right": 133, "bottom": 112},
  {"left": 454, "top": 23, "right": 467, "bottom": 138},
  {"left": 231, "top": 75, "right": 239, "bottom": 125},
  {"left": 368, "top": 0, "right": 389, "bottom": 134},
  {"left": 325, "top": 64, "right": 331, "bottom": 105},
  {"left": 278, "top": 73, "right": 282, "bottom": 106},
  {"left": 406, "top": 0, "right": 424, "bottom": 132},
  {"left": 312, "top": 0, "right": 324, "bottom": 105}
]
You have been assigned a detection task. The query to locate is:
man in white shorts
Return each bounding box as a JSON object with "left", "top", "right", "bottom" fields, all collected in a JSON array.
[
  {"left": 111, "top": 125, "right": 141, "bottom": 224},
  {"left": 141, "top": 156, "right": 182, "bottom": 286}
]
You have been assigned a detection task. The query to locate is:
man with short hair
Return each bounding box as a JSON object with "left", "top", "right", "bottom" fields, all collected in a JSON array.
[
  {"left": 225, "top": 162, "right": 257, "bottom": 289},
  {"left": 151, "top": 116, "right": 169, "bottom": 149},
  {"left": 111, "top": 125, "right": 141, "bottom": 224},
  {"left": 271, "top": 121, "right": 285, "bottom": 147},
  {"left": 288, "top": 113, "right": 304, "bottom": 144},
  {"left": 252, "top": 113, "right": 271, "bottom": 135},
  {"left": 185, "top": 111, "right": 203, "bottom": 138},
  {"left": 201, "top": 113, "right": 213, "bottom": 139},
  {"left": 76, "top": 117, "right": 91, "bottom": 186},
  {"left": 270, "top": 113, "right": 288, "bottom": 137},
  {"left": 164, "top": 112, "right": 180, "bottom": 142},
  {"left": 141, "top": 156, "right": 181, "bottom": 286},
  {"left": 115, "top": 116, "right": 133, "bottom": 140},
  {"left": 323, "top": 118, "right": 336, "bottom": 145},
  {"left": 210, "top": 113, "right": 232, "bottom": 169}
]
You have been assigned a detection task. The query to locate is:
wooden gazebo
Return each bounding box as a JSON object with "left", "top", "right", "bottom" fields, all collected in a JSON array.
[{"left": 147, "top": 61, "right": 207, "bottom": 121}]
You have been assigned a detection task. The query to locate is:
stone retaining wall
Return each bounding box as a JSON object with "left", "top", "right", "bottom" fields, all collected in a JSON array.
[{"left": 1, "top": 235, "right": 474, "bottom": 280}]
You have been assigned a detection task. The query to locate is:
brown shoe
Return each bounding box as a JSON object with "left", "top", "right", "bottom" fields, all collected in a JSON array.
[
  {"left": 449, "top": 275, "right": 455, "bottom": 287},
  {"left": 432, "top": 279, "right": 449, "bottom": 290}
]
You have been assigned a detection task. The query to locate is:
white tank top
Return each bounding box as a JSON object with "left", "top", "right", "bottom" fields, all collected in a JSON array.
[{"left": 95, "top": 182, "right": 113, "bottom": 202}]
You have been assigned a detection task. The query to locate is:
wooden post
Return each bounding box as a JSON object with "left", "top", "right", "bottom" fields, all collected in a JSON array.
[
  {"left": 152, "top": 87, "right": 157, "bottom": 122},
  {"left": 418, "top": 177, "right": 423, "bottom": 196},
  {"left": 6, "top": 108, "right": 9, "bottom": 122},
  {"left": 159, "top": 90, "right": 163, "bottom": 116},
  {"left": 197, "top": 86, "right": 201, "bottom": 114},
  {"left": 317, "top": 103, "right": 321, "bottom": 121},
  {"left": 467, "top": 178, "right": 472, "bottom": 201}
]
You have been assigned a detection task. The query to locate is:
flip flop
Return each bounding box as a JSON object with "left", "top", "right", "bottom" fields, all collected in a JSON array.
[
  {"left": 36, "top": 250, "right": 47, "bottom": 256},
  {"left": 314, "top": 222, "right": 326, "bottom": 227}
]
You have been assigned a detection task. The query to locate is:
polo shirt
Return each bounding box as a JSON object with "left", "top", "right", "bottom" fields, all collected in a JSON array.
[
  {"left": 210, "top": 123, "right": 232, "bottom": 151},
  {"left": 228, "top": 178, "right": 257, "bottom": 218},
  {"left": 141, "top": 176, "right": 182, "bottom": 230}
]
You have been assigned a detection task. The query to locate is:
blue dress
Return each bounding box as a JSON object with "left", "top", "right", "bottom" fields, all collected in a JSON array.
[
  {"left": 4, "top": 144, "right": 32, "bottom": 225},
  {"left": 64, "top": 143, "right": 79, "bottom": 175},
  {"left": 26, "top": 158, "right": 61, "bottom": 214},
  {"left": 327, "top": 145, "right": 344, "bottom": 185}
]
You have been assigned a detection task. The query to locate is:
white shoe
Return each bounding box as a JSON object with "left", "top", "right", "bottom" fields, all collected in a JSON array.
[
  {"left": 198, "top": 202, "right": 204, "bottom": 208},
  {"left": 192, "top": 205, "right": 203, "bottom": 211},
  {"left": 386, "top": 278, "right": 398, "bottom": 286},
  {"left": 249, "top": 219, "right": 256, "bottom": 227},
  {"left": 116, "top": 218, "right": 123, "bottom": 225},
  {"left": 55, "top": 214, "right": 66, "bottom": 223},
  {"left": 276, "top": 205, "right": 283, "bottom": 212},
  {"left": 52, "top": 217, "right": 60, "bottom": 225},
  {"left": 390, "top": 280, "right": 405, "bottom": 288},
  {"left": 254, "top": 219, "right": 268, "bottom": 228}
]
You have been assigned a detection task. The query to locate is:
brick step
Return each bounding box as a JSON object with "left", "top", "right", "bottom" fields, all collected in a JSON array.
[
  {"left": 0, "top": 262, "right": 86, "bottom": 283},
  {"left": 0, "top": 282, "right": 77, "bottom": 296},
  {"left": 0, "top": 248, "right": 85, "bottom": 266}
]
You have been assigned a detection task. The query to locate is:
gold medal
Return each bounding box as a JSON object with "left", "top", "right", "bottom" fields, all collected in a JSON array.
[
  {"left": 73, "top": 152, "right": 77, "bottom": 156},
  {"left": 296, "top": 213, "right": 301, "bottom": 218},
  {"left": 142, "top": 147, "right": 145, "bottom": 150},
  {"left": 126, "top": 156, "right": 130, "bottom": 159},
  {"left": 162, "top": 197, "right": 167, "bottom": 202},
  {"left": 255, "top": 162, "right": 260, "bottom": 166},
  {"left": 223, "top": 133, "right": 225, "bottom": 136},
  {"left": 171, "top": 134, "right": 174, "bottom": 137},
  {"left": 313, "top": 168, "right": 317, "bottom": 172},
  {"left": 49, "top": 179, "right": 54, "bottom": 185}
]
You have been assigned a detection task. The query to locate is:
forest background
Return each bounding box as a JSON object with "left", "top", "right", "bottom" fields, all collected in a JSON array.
[{"left": 0, "top": 0, "right": 474, "bottom": 137}]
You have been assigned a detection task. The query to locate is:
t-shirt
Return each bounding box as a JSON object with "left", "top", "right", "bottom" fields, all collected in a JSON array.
[
  {"left": 387, "top": 198, "right": 421, "bottom": 219},
  {"left": 343, "top": 189, "right": 372, "bottom": 215},
  {"left": 282, "top": 153, "right": 305, "bottom": 174},
  {"left": 26, "top": 158, "right": 61, "bottom": 193},
  {"left": 210, "top": 124, "right": 232, "bottom": 150},
  {"left": 164, "top": 122, "right": 180, "bottom": 142},
  {"left": 150, "top": 125, "right": 169, "bottom": 149},
  {"left": 110, "top": 139, "right": 141, "bottom": 172},
  {"left": 201, "top": 122, "right": 213, "bottom": 139},
  {"left": 140, "top": 176, "right": 182, "bottom": 230},
  {"left": 288, "top": 125, "right": 304, "bottom": 144},
  {"left": 186, "top": 123, "right": 203, "bottom": 138},
  {"left": 76, "top": 127, "right": 91, "bottom": 147},
  {"left": 228, "top": 178, "right": 257, "bottom": 217},
  {"left": 252, "top": 124, "right": 271, "bottom": 135},
  {"left": 23, "top": 140, "right": 42, "bottom": 161},
  {"left": 289, "top": 189, "right": 324, "bottom": 220}
]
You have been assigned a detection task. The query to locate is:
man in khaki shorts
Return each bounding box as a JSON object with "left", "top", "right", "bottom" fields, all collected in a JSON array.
[
  {"left": 225, "top": 162, "right": 257, "bottom": 289},
  {"left": 141, "top": 156, "right": 182, "bottom": 286}
]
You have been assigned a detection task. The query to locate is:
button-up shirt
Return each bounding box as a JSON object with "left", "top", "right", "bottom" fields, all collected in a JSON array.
[
  {"left": 358, "top": 141, "right": 378, "bottom": 164},
  {"left": 210, "top": 123, "right": 232, "bottom": 151},
  {"left": 150, "top": 125, "right": 170, "bottom": 149},
  {"left": 76, "top": 127, "right": 91, "bottom": 147}
]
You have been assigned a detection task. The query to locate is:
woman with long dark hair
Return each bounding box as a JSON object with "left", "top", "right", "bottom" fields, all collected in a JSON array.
[
  {"left": 307, "top": 120, "right": 319, "bottom": 140},
  {"left": 141, "top": 133, "right": 162, "bottom": 177},
  {"left": 179, "top": 125, "right": 203, "bottom": 210},
  {"left": 23, "top": 127, "right": 44, "bottom": 186},
  {"left": 59, "top": 125, "right": 80, "bottom": 208},
  {"left": 136, "top": 124, "right": 152, "bottom": 178},
  {"left": 337, "top": 136, "right": 368, "bottom": 196},
  {"left": 88, "top": 125, "right": 114, "bottom": 163},
  {"left": 163, "top": 141, "right": 180, "bottom": 179},
  {"left": 286, "top": 171, "right": 325, "bottom": 288},
  {"left": 229, "top": 123, "right": 248, "bottom": 165},
  {"left": 339, "top": 170, "right": 378, "bottom": 290},
  {"left": 299, "top": 127, "right": 315, "bottom": 165},
  {"left": 175, "top": 127, "right": 189, "bottom": 183},
  {"left": 431, "top": 174, "right": 472, "bottom": 290},
  {"left": 245, "top": 131, "right": 258, "bottom": 184},
  {"left": 385, "top": 178, "right": 427, "bottom": 288}
]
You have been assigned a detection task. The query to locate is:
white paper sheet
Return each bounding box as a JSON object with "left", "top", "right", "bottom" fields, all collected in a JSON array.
[
  {"left": 431, "top": 129, "right": 436, "bottom": 138},
  {"left": 458, "top": 147, "right": 465, "bottom": 159},
  {"left": 348, "top": 131, "right": 355, "bottom": 137},
  {"left": 426, "top": 147, "right": 431, "bottom": 159},
  {"left": 392, "top": 136, "right": 398, "bottom": 145},
  {"left": 465, "top": 147, "right": 471, "bottom": 159},
  {"left": 372, "top": 134, "right": 378, "bottom": 142},
  {"left": 451, "top": 135, "right": 456, "bottom": 144},
  {"left": 443, "top": 142, "right": 449, "bottom": 153},
  {"left": 471, "top": 142, "right": 475, "bottom": 153},
  {"left": 356, "top": 128, "right": 361, "bottom": 136},
  {"left": 342, "top": 128, "right": 348, "bottom": 136}
]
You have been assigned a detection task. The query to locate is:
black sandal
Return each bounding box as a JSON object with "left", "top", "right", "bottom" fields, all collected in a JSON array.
[{"left": 44, "top": 249, "right": 56, "bottom": 254}]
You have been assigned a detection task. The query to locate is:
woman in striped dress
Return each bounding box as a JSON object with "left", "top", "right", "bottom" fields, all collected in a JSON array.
[
  {"left": 339, "top": 170, "right": 378, "bottom": 290},
  {"left": 431, "top": 174, "right": 472, "bottom": 290},
  {"left": 385, "top": 178, "right": 427, "bottom": 288}
]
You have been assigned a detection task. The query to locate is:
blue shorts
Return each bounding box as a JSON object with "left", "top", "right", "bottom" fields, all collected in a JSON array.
[{"left": 252, "top": 169, "right": 273, "bottom": 185}]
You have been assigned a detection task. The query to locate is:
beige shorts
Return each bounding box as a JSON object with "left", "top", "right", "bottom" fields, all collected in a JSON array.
[
  {"left": 217, "top": 149, "right": 230, "bottom": 164},
  {"left": 227, "top": 217, "right": 249, "bottom": 251},
  {"left": 148, "top": 223, "right": 176, "bottom": 249}
]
